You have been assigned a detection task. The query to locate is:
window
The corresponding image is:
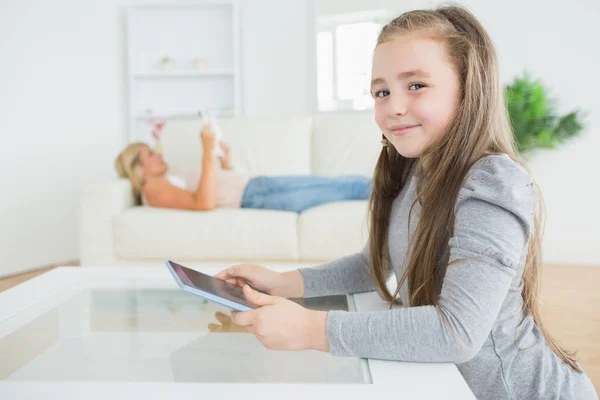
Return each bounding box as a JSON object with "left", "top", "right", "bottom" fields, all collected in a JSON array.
[{"left": 316, "top": 9, "right": 389, "bottom": 112}]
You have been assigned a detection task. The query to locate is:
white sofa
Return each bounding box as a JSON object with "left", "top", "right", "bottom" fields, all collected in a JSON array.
[{"left": 79, "top": 112, "right": 383, "bottom": 268}]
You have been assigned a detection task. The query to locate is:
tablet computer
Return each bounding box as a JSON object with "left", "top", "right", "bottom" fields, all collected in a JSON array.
[{"left": 165, "top": 260, "right": 258, "bottom": 312}]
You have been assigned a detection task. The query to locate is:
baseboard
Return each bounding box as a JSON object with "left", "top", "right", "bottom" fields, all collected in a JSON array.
[{"left": 0, "top": 260, "right": 80, "bottom": 280}]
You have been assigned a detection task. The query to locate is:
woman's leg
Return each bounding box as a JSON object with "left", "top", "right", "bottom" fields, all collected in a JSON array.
[
  {"left": 251, "top": 175, "right": 371, "bottom": 194},
  {"left": 241, "top": 175, "right": 372, "bottom": 213}
]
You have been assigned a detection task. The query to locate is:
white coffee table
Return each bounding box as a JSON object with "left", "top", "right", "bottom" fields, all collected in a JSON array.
[{"left": 0, "top": 266, "right": 475, "bottom": 399}]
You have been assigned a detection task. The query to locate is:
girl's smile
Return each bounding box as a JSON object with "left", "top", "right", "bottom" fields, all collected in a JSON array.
[{"left": 390, "top": 124, "right": 421, "bottom": 136}]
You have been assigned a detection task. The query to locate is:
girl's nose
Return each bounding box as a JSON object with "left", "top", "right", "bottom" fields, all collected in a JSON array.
[{"left": 387, "top": 93, "right": 408, "bottom": 117}]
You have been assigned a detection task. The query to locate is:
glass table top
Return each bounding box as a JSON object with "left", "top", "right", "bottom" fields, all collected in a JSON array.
[{"left": 0, "top": 285, "right": 370, "bottom": 383}]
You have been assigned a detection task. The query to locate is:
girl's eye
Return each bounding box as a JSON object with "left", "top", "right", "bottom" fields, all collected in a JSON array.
[
  {"left": 409, "top": 83, "right": 426, "bottom": 91},
  {"left": 374, "top": 90, "right": 390, "bottom": 98}
]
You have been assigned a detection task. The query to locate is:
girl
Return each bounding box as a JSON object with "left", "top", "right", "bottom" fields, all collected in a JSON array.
[
  {"left": 114, "top": 124, "right": 372, "bottom": 213},
  {"left": 213, "top": 5, "right": 597, "bottom": 399}
]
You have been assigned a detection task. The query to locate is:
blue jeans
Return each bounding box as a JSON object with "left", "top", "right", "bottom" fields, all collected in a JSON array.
[{"left": 240, "top": 175, "right": 372, "bottom": 213}]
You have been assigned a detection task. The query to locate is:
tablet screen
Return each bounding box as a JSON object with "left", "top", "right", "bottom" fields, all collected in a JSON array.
[{"left": 168, "top": 261, "right": 258, "bottom": 310}]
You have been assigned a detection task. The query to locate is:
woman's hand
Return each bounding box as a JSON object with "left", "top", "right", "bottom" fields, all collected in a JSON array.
[
  {"left": 219, "top": 141, "right": 233, "bottom": 170},
  {"left": 213, "top": 264, "right": 304, "bottom": 298},
  {"left": 200, "top": 124, "right": 217, "bottom": 153},
  {"left": 220, "top": 141, "right": 231, "bottom": 157},
  {"left": 208, "top": 311, "right": 248, "bottom": 333},
  {"left": 230, "top": 285, "right": 329, "bottom": 352}
]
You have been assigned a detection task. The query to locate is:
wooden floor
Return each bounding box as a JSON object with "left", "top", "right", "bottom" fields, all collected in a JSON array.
[
  {"left": 0, "top": 263, "right": 598, "bottom": 394},
  {"left": 539, "top": 264, "right": 600, "bottom": 395}
]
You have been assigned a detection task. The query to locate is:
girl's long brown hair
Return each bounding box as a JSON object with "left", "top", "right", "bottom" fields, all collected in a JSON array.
[{"left": 368, "top": 5, "right": 580, "bottom": 371}]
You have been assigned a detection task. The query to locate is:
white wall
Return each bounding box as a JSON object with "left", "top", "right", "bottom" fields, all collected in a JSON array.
[
  {"left": 0, "top": 0, "right": 127, "bottom": 277},
  {"left": 1, "top": 0, "right": 598, "bottom": 278},
  {"left": 241, "top": 0, "right": 311, "bottom": 116}
]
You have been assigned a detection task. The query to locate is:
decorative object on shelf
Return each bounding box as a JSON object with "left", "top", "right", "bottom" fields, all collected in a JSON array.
[
  {"left": 193, "top": 57, "right": 207, "bottom": 71},
  {"left": 159, "top": 57, "right": 174, "bottom": 72},
  {"left": 505, "top": 72, "right": 586, "bottom": 154},
  {"left": 219, "top": 106, "right": 234, "bottom": 114}
]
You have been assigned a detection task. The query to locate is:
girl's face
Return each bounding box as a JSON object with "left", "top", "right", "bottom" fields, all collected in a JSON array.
[
  {"left": 371, "top": 34, "right": 461, "bottom": 158},
  {"left": 140, "top": 146, "right": 168, "bottom": 178}
]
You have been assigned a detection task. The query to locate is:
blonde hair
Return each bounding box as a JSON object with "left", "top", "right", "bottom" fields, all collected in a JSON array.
[
  {"left": 114, "top": 142, "right": 147, "bottom": 205},
  {"left": 368, "top": 5, "right": 581, "bottom": 371}
]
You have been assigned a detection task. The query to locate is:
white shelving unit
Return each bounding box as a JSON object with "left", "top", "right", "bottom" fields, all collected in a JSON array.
[
  {"left": 126, "top": 1, "right": 241, "bottom": 143},
  {"left": 134, "top": 69, "right": 235, "bottom": 79}
]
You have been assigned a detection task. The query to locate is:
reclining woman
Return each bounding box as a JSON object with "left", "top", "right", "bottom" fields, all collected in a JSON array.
[{"left": 115, "top": 124, "right": 372, "bottom": 213}]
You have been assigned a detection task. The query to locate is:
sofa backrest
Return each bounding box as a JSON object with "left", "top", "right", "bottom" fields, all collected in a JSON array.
[
  {"left": 311, "top": 111, "right": 381, "bottom": 177},
  {"left": 159, "top": 112, "right": 382, "bottom": 178},
  {"left": 159, "top": 116, "right": 313, "bottom": 177}
]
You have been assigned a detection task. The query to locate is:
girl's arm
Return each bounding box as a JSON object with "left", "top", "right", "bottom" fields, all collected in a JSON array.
[
  {"left": 297, "top": 240, "right": 393, "bottom": 298},
  {"left": 320, "top": 156, "right": 538, "bottom": 363}
]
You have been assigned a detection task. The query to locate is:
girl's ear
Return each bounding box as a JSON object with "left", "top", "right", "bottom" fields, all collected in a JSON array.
[{"left": 381, "top": 133, "right": 390, "bottom": 147}]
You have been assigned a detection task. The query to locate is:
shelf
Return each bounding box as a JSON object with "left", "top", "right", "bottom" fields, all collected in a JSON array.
[
  {"left": 136, "top": 109, "right": 235, "bottom": 120},
  {"left": 127, "top": 0, "right": 241, "bottom": 142},
  {"left": 135, "top": 69, "right": 235, "bottom": 79}
]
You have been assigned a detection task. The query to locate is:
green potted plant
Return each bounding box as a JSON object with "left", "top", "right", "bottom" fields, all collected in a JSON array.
[{"left": 505, "top": 73, "right": 586, "bottom": 154}]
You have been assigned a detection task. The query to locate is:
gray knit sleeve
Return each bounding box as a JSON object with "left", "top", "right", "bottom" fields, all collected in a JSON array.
[
  {"left": 298, "top": 239, "right": 387, "bottom": 298},
  {"left": 324, "top": 155, "right": 538, "bottom": 362}
]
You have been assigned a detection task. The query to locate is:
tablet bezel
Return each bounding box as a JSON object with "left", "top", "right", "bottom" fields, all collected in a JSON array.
[{"left": 165, "top": 260, "right": 257, "bottom": 312}]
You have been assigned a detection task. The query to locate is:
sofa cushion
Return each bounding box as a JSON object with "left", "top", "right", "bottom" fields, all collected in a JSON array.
[
  {"left": 311, "top": 111, "right": 382, "bottom": 177},
  {"left": 298, "top": 201, "right": 370, "bottom": 261},
  {"left": 113, "top": 207, "right": 299, "bottom": 261},
  {"left": 158, "top": 116, "right": 313, "bottom": 177}
]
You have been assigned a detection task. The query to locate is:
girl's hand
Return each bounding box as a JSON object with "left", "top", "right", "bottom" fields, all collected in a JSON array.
[
  {"left": 230, "top": 285, "right": 329, "bottom": 352},
  {"left": 200, "top": 124, "right": 217, "bottom": 152},
  {"left": 208, "top": 311, "right": 248, "bottom": 333},
  {"left": 214, "top": 264, "right": 299, "bottom": 298}
]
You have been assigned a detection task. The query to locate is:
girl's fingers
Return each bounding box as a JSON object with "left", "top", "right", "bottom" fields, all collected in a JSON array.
[
  {"left": 230, "top": 309, "right": 258, "bottom": 326},
  {"left": 215, "top": 265, "right": 244, "bottom": 280},
  {"left": 213, "top": 270, "right": 230, "bottom": 280},
  {"left": 236, "top": 278, "right": 248, "bottom": 287},
  {"left": 223, "top": 278, "right": 245, "bottom": 288},
  {"left": 215, "top": 266, "right": 251, "bottom": 288}
]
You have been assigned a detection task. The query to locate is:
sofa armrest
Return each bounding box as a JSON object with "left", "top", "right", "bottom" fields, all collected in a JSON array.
[{"left": 78, "top": 179, "right": 136, "bottom": 265}]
